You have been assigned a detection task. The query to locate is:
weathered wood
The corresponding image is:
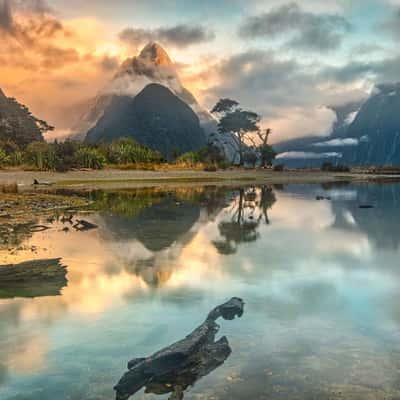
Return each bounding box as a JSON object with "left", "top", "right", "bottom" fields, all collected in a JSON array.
[
  {"left": 114, "top": 297, "right": 244, "bottom": 400},
  {"left": 0, "top": 258, "right": 67, "bottom": 298},
  {"left": 73, "top": 219, "right": 98, "bottom": 231}
]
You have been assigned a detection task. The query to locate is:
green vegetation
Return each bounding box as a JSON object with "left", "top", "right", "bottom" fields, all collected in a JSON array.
[
  {"left": 0, "top": 89, "right": 53, "bottom": 146},
  {"left": 0, "top": 94, "right": 277, "bottom": 171},
  {"left": 0, "top": 137, "right": 163, "bottom": 171},
  {"left": 177, "top": 143, "right": 230, "bottom": 170}
]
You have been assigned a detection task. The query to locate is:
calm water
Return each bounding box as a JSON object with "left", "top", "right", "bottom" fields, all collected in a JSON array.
[{"left": 1, "top": 182, "right": 400, "bottom": 400}]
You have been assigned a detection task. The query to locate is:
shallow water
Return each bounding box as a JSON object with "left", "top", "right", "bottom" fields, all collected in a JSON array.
[{"left": 1, "top": 182, "right": 400, "bottom": 400}]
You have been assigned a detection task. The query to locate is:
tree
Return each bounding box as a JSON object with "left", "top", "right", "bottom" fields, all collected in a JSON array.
[
  {"left": 245, "top": 128, "right": 276, "bottom": 167},
  {"left": 259, "top": 144, "right": 276, "bottom": 167},
  {"left": 211, "top": 98, "right": 260, "bottom": 166}
]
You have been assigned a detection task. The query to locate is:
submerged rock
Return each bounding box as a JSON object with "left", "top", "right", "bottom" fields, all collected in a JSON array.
[{"left": 114, "top": 297, "right": 245, "bottom": 400}]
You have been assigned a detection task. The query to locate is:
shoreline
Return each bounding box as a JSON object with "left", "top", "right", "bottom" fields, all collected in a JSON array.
[{"left": 1, "top": 168, "right": 400, "bottom": 190}]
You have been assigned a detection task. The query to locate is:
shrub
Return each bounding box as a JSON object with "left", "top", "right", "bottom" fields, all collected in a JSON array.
[
  {"left": 75, "top": 147, "right": 106, "bottom": 169},
  {"left": 243, "top": 150, "right": 258, "bottom": 168},
  {"left": 177, "top": 151, "right": 200, "bottom": 166},
  {"left": 25, "top": 142, "right": 58, "bottom": 170},
  {"left": 204, "top": 163, "right": 217, "bottom": 172},
  {"left": 273, "top": 164, "right": 285, "bottom": 171},
  {"left": 0, "top": 148, "right": 10, "bottom": 167},
  {"left": 321, "top": 162, "right": 350, "bottom": 172},
  {"left": 106, "top": 138, "right": 162, "bottom": 165}
]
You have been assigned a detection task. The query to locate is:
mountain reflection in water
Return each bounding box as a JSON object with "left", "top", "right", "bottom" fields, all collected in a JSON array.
[{"left": 1, "top": 182, "right": 400, "bottom": 399}]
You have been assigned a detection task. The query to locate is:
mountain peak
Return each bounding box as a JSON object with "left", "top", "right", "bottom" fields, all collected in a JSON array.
[{"left": 138, "top": 42, "right": 173, "bottom": 66}]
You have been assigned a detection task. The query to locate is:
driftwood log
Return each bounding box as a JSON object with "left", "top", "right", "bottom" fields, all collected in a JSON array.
[
  {"left": 73, "top": 219, "right": 98, "bottom": 231},
  {"left": 32, "top": 179, "right": 53, "bottom": 186},
  {"left": 114, "top": 297, "right": 244, "bottom": 400},
  {"left": 0, "top": 258, "right": 67, "bottom": 298}
]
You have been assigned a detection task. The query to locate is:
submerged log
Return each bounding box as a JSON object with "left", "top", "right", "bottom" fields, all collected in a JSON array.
[
  {"left": 114, "top": 297, "right": 244, "bottom": 400},
  {"left": 0, "top": 258, "right": 67, "bottom": 298}
]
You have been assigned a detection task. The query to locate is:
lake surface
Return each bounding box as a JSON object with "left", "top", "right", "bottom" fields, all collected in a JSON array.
[{"left": 1, "top": 182, "right": 400, "bottom": 400}]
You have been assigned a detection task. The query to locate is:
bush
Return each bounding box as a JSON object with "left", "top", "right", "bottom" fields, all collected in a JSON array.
[
  {"left": 105, "top": 138, "right": 162, "bottom": 165},
  {"left": 25, "top": 142, "right": 58, "bottom": 170},
  {"left": 177, "top": 151, "right": 200, "bottom": 166},
  {"left": 75, "top": 147, "right": 106, "bottom": 169},
  {"left": 321, "top": 162, "right": 350, "bottom": 172},
  {"left": 203, "top": 163, "right": 217, "bottom": 172},
  {"left": 0, "top": 148, "right": 10, "bottom": 167},
  {"left": 259, "top": 144, "right": 276, "bottom": 167},
  {"left": 273, "top": 164, "right": 285, "bottom": 171},
  {"left": 243, "top": 150, "right": 258, "bottom": 168}
]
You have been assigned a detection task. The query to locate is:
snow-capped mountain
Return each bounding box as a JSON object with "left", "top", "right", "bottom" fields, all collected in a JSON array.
[{"left": 73, "top": 42, "right": 216, "bottom": 141}]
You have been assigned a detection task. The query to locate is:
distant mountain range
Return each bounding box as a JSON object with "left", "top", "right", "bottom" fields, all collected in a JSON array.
[
  {"left": 276, "top": 83, "right": 400, "bottom": 167},
  {"left": 75, "top": 42, "right": 214, "bottom": 158},
  {"left": 0, "top": 88, "right": 44, "bottom": 146}
]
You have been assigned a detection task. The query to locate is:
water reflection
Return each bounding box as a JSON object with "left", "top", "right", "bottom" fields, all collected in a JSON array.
[
  {"left": 213, "top": 187, "right": 276, "bottom": 254},
  {"left": 1, "top": 182, "right": 400, "bottom": 399}
]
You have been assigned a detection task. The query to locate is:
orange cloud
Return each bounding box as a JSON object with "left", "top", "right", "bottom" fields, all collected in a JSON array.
[{"left": 0, "top": 5, "right": 123, "bottom": 132}]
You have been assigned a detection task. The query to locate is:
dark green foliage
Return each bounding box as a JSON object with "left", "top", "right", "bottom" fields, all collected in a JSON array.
[
  {"left": 177, "top": 143, "right": 229, "bottom": 169},
  {"left": 321, "top": 162, "right": 350, "bottom": 172},
  {"left": 211, "top": 98, "right": 261, "bottom": 165},
  {"left": 86, "top": 84, "right": 206, "bottom": 159},
  {"left": 273, "top": 164, "right": 285, "bottom": 171},
  {"left": 259, "top": 144, "right": 276, "bottom": 167},
  {"left": 243, "top": 150, "right": 258, "bottom": 167},
  {"left": 104, "top": 137, "right": 163, "bottom": 164},
  {"left": 12, "top": 138, "right": 162, "bottom": 171},
  {"left": 211, "top": 98, "right": 239, "bottom": 114},
  {"left": 75, "top": 147, "right": 106, "bottom": 170},
  {"left": 25, "top": 142, "right": 58, "bottom": 171},
  {"left": 0, "top": 89, "right": 53, "bottom": 147}
]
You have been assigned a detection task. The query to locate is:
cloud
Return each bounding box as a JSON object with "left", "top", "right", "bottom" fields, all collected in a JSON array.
[
  {"left": 312, "top": 138, "right": 359, "bottom": 147},
  {"left": 239, "top": 2, "right": 351, "bottom": 52},
  {"left": 119, "top": 24, "right": 215, "bottom": 49},
  {"left": 205, "top": 49, "right": 369, "bottom": 141},
  {"left": 322, "top": 54, "right": 400, "bottom": 84},
  {"left": 277, "top": 151, "right": 342, "bottom": 159},
  {"left": 380, "top": 7, "right": 400, "bottom": 38},
  {"left": 0, "top": 4, "right": 122, "bottom": 131}
]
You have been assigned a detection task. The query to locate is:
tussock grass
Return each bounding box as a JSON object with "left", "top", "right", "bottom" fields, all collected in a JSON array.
[{"left": 0, "top": 183, "right": 18, "bottom": 193}]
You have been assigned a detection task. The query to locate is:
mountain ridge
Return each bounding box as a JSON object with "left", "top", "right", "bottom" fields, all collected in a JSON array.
[{"left": 85, "top": 83, "right": 207, "bottom": 158}]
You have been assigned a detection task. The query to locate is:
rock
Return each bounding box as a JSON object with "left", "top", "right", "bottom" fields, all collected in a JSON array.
[{"left": 114, "top": 297, "right": 245, "bottom": 400}]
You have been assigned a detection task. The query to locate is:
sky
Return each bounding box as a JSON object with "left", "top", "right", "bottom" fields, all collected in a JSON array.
[{"left": 1, "top": 0, "right": 400, "bottom": 142}]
